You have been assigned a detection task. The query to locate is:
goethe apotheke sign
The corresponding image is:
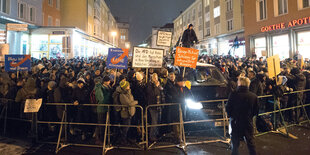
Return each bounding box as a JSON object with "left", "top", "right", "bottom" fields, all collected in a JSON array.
[{"left": 261, "top": 17, "right": 310, "bottom": 32}]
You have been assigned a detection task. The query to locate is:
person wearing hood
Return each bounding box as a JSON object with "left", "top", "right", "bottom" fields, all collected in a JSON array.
[
  {"left": 15, "top": 77, "right": 38, "bottom": 103},
  {"left": 0, "top": 72, "right": 15, "bottom": 98},
  {"left": 181, "top": 24, "right": 198, "bottom": 48},
  {"left": 112, "top": 80, "right": 138, "bottom": 144}
]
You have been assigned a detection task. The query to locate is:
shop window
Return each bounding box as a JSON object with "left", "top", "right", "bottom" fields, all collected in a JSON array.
[
  {"left": 254, "top": 37, "right": 266, "bottom": 58},
  {"left": 227, "top": 0, "right": 233, "bottom": 12},
  {"left": 0, "top": 0, "right": 10, "bottom": 14},
  {"left": 227, "top": 19, "right": 233, "bottom": 31},
  {"left": 18, "top": 2, "right": 26, "bottom": 19},
  {"left": 214, "top": 6, "right": 220, "bottom": 18},
  {"left": 29, "top": 7, "right": 36, "bottom": 22},
  {"left": 256, "top": 0, "right": 267, "bottom": 21},
  {"left": 272, "top": 34, "right": 289, "bottom": 60},
  {"left": 297, "top": 31, "right": 310, "bottom": 58}
]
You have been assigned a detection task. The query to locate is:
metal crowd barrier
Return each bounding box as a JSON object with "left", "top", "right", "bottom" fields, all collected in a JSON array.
[
  {"left": 1, "top": 89, "right": 310, "bottom": 155},
  {"left": 36, "top": 103, "right": 145, "bottom": 155}
]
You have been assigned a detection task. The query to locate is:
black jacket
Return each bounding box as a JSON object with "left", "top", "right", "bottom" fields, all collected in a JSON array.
[
  {"left": 249, "top": 77, "right": 264, "bottom": 96},
  {"left": 164, "top": 79, "right": 178, "bottom": 103},
  {"left": 181, "top": 29, "right": 198, "bottom": 47},
  {"left": 226, "top": 86, "right": 259, "bottom": 135},
  {"left": 146, "top": 82, "right": 162, "bottom": 106}
]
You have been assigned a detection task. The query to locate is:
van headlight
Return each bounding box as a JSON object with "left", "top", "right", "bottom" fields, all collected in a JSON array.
[{"left": 185, "top": 99, "right": 203, "bottom": 110}]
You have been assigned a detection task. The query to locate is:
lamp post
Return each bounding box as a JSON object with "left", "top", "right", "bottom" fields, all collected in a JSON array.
[{"left": 111, "top": 31, "right": 117, "bottom": 47}]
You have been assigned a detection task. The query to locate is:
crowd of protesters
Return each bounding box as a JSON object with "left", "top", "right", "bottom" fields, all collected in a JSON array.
[{"left": 0, "top": 54, "right": 310, "bottom": 146}]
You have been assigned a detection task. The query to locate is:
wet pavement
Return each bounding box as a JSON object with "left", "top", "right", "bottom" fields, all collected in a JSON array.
[{"left": 1, "top": 122, "right": 310, "bottom": 155}]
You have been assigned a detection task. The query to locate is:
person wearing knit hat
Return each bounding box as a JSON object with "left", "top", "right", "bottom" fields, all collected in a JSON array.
[{"left": 120, "top": 80, "right": 130, "bottom": 90}]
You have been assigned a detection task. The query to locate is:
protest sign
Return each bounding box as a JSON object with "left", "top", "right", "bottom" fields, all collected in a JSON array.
[
  {"left": 5, "top": 55, "right": 31, "bottom": 71},
  {"left": 267, "top": 54, "right": 281, "bottom": 79},
  {"left": 24, "top": 99, "right": 43, "bottom": 113},
  {"left": 107, "top": 48, "right": 128, "bottom": 69},
  {"left": 156, "top": 31, "right": 172, "bottom": 47},
  {"left": 174, "top": 47, "right": 199, "bottom": 69},
  {"left": 132, "top": 47, "right": 163, "bottom": 68}
]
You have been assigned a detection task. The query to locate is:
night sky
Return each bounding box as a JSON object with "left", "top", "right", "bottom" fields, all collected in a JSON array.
[{"left": 105, "top": 0, "right": 195, "bottom": 46}]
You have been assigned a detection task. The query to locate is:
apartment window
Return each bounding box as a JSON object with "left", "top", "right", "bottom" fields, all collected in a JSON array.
[
  {"left": 215, "top": 24, "right": 220, "bottom": 34},
  {"left": 204, "top": 0, "right": 210, "bottom": 7},
  {"left": 56, "top": 0, "right": 60, "bottom": 10},
  {"left": 48, "top": 16, "right": 53, "bottom": 26},
  {"left": 29, "top": 7, "right": 36, "bottom": 22},
  {"left": 48, "top": 0, "right": 53, "bottom": 6},
  {"left": 214, "top": 6, "right": 220, "bottom": 18},
  {"left": 206, "top": 28, "right": 211, "bottom": 36},
  {"left": 199, "top": 17, "right": 202, "bottom": 30},
  {"left": 55, "top": 18, "right": 60, "bottom": 26},
  {"left": 121, "top": 35, "right": 126, "bottom": 40},
  {"left": 192, "top": 9, "right": 196, "bottom": 20},
  {"left": 18, "top": 2, "right": 26, "bottom": 19},
  {"left": 187, "top": 12, "right": 191, "bottom": 23},
  {"left": 227, "top": 19, "right": 233, "bottom": 31},
  {"left": 258, "top": 0, "right": 267, "bottom": 20},
  {"left": 198, "top": 3, "right": 202, "bottom": 16},
  {"left": 227, "top": 0, "right": 233, "bottom": 12},
  {"left": 0, "top": 0, "right": 10, "bottom": 14},
  {"left": 278, "top": 0, "right": 288, "bottom": 15},
  {"left": 303, "top": 0, "right": 310, "bottom": 8},
  {"left": 205, "top": 12, "right": 210, "bottom": 22}
]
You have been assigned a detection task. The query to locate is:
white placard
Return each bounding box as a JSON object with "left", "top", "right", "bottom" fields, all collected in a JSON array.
[
  {"left": 156, "top": 31, "right": 172, "bottom": 47},
  {"left": 24, "top": 99, "right": 43, "bottom": 113},
  {"left": 132, "top": 47, "right": 164, "bottom": 68}
]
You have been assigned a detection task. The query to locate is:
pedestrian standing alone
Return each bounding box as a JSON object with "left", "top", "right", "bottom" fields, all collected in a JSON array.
[
  {"left": 181, "top": 24, "right": 198, "bottom": 48},
  {"left": 226, "top": 77, "right": 258, "bottom": 155}
]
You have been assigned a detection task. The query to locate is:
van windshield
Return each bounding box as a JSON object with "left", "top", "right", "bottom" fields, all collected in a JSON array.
[{"left": 185, "top": 67, "right": 227, "bottom": 84}]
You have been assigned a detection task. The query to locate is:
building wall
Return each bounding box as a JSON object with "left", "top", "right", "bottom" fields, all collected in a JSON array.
[
  {"left": 173, "top": 0, "right": 245, "bottom": 56},
  {"left": 117, "top": 22, "right": 129, "bottom": 48},
  {"left": 60, "top": 0, "right": 87, "bottom": 31},
  {"left": 42, "top": 0, "right": 61, "bottom": 26},
  {"left": 244, "top": 0, "right": 310, "bottom": 57}
]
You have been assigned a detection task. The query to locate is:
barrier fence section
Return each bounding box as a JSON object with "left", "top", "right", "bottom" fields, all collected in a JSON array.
[
  {"left": 1, "top": 89, "right": 310, "bottom": 154},
  {"left": 36, "top": 103, "right": 145, "bottom": 155}
]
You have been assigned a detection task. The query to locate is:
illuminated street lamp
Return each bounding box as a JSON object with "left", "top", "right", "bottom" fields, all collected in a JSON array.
[{"left": 111, "top": 31, "right": 117, "bottom": 46}]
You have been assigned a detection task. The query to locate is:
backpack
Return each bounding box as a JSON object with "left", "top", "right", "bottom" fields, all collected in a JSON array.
[{"left": 112, "top": 90, "right": 122, "bottom": 112}]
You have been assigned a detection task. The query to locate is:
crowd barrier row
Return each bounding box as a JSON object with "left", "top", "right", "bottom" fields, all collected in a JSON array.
[{"left": 0, "top": 89, "right": 310, "bottom": 155}]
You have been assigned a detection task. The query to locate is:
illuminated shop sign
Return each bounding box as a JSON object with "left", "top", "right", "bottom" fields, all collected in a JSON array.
[{"left": 261, "top": 17, "right": 310, "bottom": 32}]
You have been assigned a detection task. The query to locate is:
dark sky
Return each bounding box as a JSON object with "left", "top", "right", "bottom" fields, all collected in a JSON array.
[{"left": 105, "top": 0, "right": 195, "bottom": 46}]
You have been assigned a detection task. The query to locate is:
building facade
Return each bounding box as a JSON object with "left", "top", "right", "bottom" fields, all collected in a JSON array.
[
  {"left": 244, "top": 0, "right": 310, "bottom": 59},
  {"left": 173, "top": 0, "right": 245, "bottom": 57},
  {"left": 42, "top": 0, "right": 61, "bottom": 26},
  {"left": 117, "top": 21, "right": 130, "bottom": 49},
  {"left": 0, "top": 0, "right": 42, "bottom": 55}
]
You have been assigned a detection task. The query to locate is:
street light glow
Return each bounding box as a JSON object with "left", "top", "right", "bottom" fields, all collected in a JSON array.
[{"left": 111, "top": 31, "right": 117, "bottom": 37}]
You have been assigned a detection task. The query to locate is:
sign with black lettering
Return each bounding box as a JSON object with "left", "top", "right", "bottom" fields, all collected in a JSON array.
[
  {"left": 156, "top": 31, "right": 172, "bottom": 47},
  {"left": 132, "top": 47, "right": 163, "bottom": 68}
]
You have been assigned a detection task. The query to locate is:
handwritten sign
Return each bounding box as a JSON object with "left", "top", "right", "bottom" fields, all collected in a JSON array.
[
  {"left": 157, "top": 31, "right": 172, "bottom": 47},
  {"left": 174, "top": 47, "right": 199, "bottom": 69},
  {"left": 24, "top": 99, "right": 43, "bottom": 113},
  {"left": 107, "top": 48, "right": 128, "bottom": 69},
  {"left": 132, "top": 47, "right": 163, "bottom": 68},
  {"left": 5, "top": 55, "right": 31, "bottom": 71}
]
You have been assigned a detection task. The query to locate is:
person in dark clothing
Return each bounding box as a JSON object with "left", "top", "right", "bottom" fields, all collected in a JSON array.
[
  {"left": 248, "top": 71, "right": 264, "bottom": 96},
  {"left": 181, "top": 24, "right": 198, "bottom": 48},
  {"left": 72, "top": 78, "right": 92, "bottom": 140},
  {"left": 226, "top": 77, "right": 258, "bottom": 155},
  {"left": 146, "top": 73, "right": 162, "bottom": 142}
]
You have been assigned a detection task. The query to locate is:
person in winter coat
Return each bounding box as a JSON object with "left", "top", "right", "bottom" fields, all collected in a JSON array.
[
  {"left": 113, "top": 80, "right": 138, "bottom": 143},
  {"left": 94, "top": 76, "right": 112, "bottom": 144},
  {"left": 146, "top": 73, "right": 163, "bottom": 142},
  {"left": 248, "top": 71, "right": 264, "bottom": 96},
  {"left": 72, "top": 78, "right": 92, "bottom": 140},
  {"left": 226, "top": 77, "right": 258, "bottom": 155},
  {"left": 181, "top": 24, "right": 198, "bottom": 48}
]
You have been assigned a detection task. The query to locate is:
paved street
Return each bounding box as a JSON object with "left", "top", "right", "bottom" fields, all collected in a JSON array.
[{"left": 1, "top": 122, "right": 309, "bottom": 155}]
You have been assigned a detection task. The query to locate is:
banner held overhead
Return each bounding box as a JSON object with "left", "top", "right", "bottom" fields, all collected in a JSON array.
[{"left": 132, "top": 47, "right": 164, "bottom": 68}]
